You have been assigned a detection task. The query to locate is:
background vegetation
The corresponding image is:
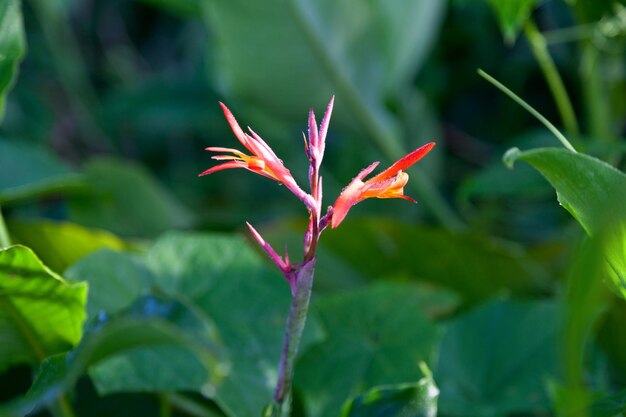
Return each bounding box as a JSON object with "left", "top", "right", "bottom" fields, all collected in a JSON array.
[{"left": 1, "top": 0, "right": 626, "bottom": 416}]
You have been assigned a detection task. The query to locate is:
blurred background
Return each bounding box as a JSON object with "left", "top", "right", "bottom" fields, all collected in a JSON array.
[
  {"left": 2, "top": 0, "right": 626, "bottom": 416},
  {"left": 3, "top": 0, "right": 622, "bottom": 243}
]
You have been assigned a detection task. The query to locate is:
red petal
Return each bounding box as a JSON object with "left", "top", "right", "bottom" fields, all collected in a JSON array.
[{"left": 368, "top": 142, "right": 436, "bottom": 183}]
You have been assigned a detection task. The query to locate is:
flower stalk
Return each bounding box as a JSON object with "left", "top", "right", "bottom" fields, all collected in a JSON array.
[{"left": 200, "top": 97, "right": 435, "bottom": 413}]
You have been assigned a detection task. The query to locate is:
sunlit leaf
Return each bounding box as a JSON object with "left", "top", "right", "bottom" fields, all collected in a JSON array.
[
  {"left": 296, "top": 282, "right": 442, "bottom": 417},
  {"left": 0, "top": 245, "right": 87, "bottom": 372},
  {"left": 8, "top": 220, "right": 128, "bottom": 274}
]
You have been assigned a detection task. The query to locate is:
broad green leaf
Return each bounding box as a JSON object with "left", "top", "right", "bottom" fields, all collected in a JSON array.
[
  {"left": 8, "top": 220, "right": 129, "bottom": 273},
  {"left": 504, "top": 148, "right": 626, "bottom": 234},
  {"left": 0, "top": 245, "right": 87, "bottom": 372},
  {"left": 206, "top": 0, "right": 444, "bottom": 135},
  {"left": 0, "top": 0, "right": 26, "bottom": 122},
  {"left": 320, "top": 219, "right": 547, "bottom": 303},
  {"left": 68, "top": 157, "right": 194, "bottom": 238},
  {"left": 505, "top": 147, "right": 626, "bottom": 297},
  {"left": 339, "top": 376, "right": 438, "bottom": 417},
  {"left": 436, "top": 299, "right": 560, "bottom": 416},
  {"left": 0, "top": 140, "right": 85, "bottom": 204},
  {"left": 296, "top": 282, "right": 442, "bottom": 417},
  {"left": 5, "top": 314, "right": 222, "bottom": 417},
  {"left": 64, "top": 232, "right": 322, "bottom": 417},
  {"left": 65, "top": 249, "right": 151, "bottom": 320},
  {"left": 145, "top": 231, "right": 323, "bottom": 417},
  {"left": 485, "top": 0, "right": 540, "bottom": 42}
]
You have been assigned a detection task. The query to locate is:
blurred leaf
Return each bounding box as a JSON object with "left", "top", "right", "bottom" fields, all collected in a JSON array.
[
  {"left": 591, "top": 388, "right": 626, "bottom": 417},
  {"left": 296, "top": 282, "right": 442, "bottom": 417},
  {"left": 8, "top": 220, "right": 128, "bottom": 273},
  {"left": 598, "top": 301, "right": 626, "bottom": 385},
  {"left": 485, "top": 0, "right": 540, "bottom": 42},
  {"left": 65, "top": 249, "right": 151, "bottom": 320},
  {"left": 68, "top": 158, "right": 194, "bottom": 238},
  {"left": 0, "top": 0, "right": 26, "bottom": 122},
  {"left": 206, "top": 0, "right": 445, "bottom": 132},
  {"left": 339, "top": 376, "right": 438, "bottom": 417},
  {"left": 436, "top": 298, "right": 559, "bottom": 416},
  {"left": 0, "top": 245, "right": 87, "bottom": 372},
  {"left": 0, "top": 139, "right": 85, "bottom": 204},
  {"left": 320, "top": 219, "right": 547, "bottom": 303},
  {"left": 145, "top": 231, "right": 323, "bottom": 417}
]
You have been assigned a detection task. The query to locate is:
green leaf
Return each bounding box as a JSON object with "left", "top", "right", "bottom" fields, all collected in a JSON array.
[
  {"left": 485, "top": 0, "right": 540, "bottom": 42},
  {"left": 505, "top": 147, "right": 626, "bottom": 297},
  {"left": 504, "top": 147, "right": 626, "bottom": 235},
  {"left": 6, "top": 314, "right": 222, "bottom": 417},
  {"left": 0, "top": 139, "right": 85, "bottom": 205},
  {"left": 320, "top": 219, "right": 547, "bottom": 303},
  {"left": 68, "top": 157, "right": 194, "bottom": 238},
  {"left": 436, "top": 298, "right": 560, "bottom": 416},
  {"left": 65, "top": 249, "right": 151, "bottom": 320},
  {"left": 8, "top": 220, "right": 129, "bottom": 273},
  {"left": 0, "top": 0, "right": 26, "bottom": 122},
  {"left": 339, "top": 376, "right": 438, "bottom": 417},
  {"left": 64, "top": 232, "right": 322, "bottom": 417},
  {"left": 206, "top": 0, "right": 445, "bottom": 130},
  {"left": 145, "top": 231, "right": 323, "bottom": 417},
  {"left": 296, "top": 282, "right": 442, "bottom": 417},
  {"left": 0, "top": 245, "right": 87, "bottom": 372}
]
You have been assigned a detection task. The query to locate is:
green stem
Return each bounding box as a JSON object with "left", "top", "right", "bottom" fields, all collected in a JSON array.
[
  {"left": 272, "top": 259, "right": 316, "bottom": 415},
  {"left": 524, "top": 19, "right": 580, "bottom": 141},
  {"left": 0, "top": 206, "right": 10, "bottom": 248},
  {"left": 287, "top": 0, "right": 466, "bottom": 232},
  {"left": 478, "top": 69, "right": 577, "bottom": 153}
]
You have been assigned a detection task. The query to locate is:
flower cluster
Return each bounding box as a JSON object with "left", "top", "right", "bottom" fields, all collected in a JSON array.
[{"left": 200, "top": 97, "right": 435, "bottom": 292}]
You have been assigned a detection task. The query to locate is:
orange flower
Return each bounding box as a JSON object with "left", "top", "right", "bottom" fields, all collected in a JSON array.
[
  {"left": 200, "top": 102, "right": 313, "bottom": 207},
  {"left": 331, "top": 142, "right": 436, "bottom": 228}
]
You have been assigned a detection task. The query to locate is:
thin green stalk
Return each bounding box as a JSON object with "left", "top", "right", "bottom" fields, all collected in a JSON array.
[
  {"left": 0, "top": 206, "right": 10, "bottom": 248},
  {"left": 271, "top": 260, "right": 316, "bottom": 416},
  {"left": 287, "top": 0, "right": 466, "bottom": 232},
  {"left": 524, "top": 19, "right": 580, "bottom": 141},
  {"left": 478, "top": 69, "right": 577, "bottom": 153}
]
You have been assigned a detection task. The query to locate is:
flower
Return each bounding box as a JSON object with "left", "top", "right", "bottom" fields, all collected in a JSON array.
[
  {"left": 331, "top": 142, "right": 436, "bottom": 228},
  {"left": 200, "top": 102, "right": 313, "bottom": 207}
]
